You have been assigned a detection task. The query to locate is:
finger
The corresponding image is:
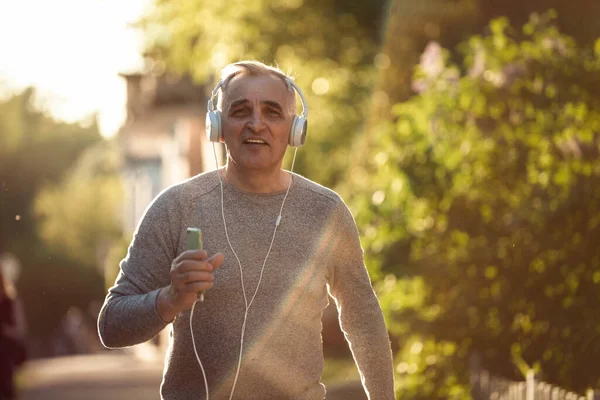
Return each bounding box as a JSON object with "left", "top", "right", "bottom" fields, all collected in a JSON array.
[
  {"left": 175, "top": 259, "right": 213, "bottom": 274},
  {"left": 207, "top": 253, "right": 225, "bottom": 269},
  {"left": 172, "top": 250, "right": 207, "bottom": 265},
  {"left": 184, "top": 281, "right": 214, "bottom": 293},
  {"left": 177, "top": 270, "right": 214, "bottom": 284}
]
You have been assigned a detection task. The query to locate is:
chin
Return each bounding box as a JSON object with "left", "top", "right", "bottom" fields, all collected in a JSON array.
[
  {"left": 243, "top": 162, "right": 278, "bottom": 171},
  {"left": 230, "top": 157, "right": 272, "bottom": 170},
  {"left": 230, "top": 149, "right": 285, "bottom": 171}
]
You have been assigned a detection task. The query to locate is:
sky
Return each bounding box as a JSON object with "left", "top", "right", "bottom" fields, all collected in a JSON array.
[{"left": 0, "top": 0, "right": 153, "bottom": 138}]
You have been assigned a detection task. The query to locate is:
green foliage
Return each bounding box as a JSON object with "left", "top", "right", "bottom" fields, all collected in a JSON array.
[
  {"left": 102, "top": 234, "right": 131, "bottom": 290},
  {"left": 345, "top": 13, "right": 600, "bottom": 398},
  {"left": 374, "top": 0, "right": 480, "bottom": 110},
  {"left": 138, "top": 0, "right": 386, "bottom": 187},
  {"left": 35, "top": 140, "right": 124, "bottom": 269},
  {"left": 0, "top": 88, "right": 109, "bottom": 343},
  {"left": 0, "top": 88, "right": 101, "bottom": 254},
  {"left": 477, "top": 0, "right": 600, "bottom": 47},
  {"left": 369, "top": 0, "right": 600, "bottom": 140}
]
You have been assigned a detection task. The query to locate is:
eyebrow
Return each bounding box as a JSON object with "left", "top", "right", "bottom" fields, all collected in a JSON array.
[{"left": 228, "top": 99, "right": 284, "bottom": 113}]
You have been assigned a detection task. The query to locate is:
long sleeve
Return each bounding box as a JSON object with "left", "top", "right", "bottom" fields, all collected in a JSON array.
[
  {"left": 97, "top": 187, "right": 180, "bottom": 348},
  {"left": 326, "top": 202, "right": 395, "bottom": 400}
]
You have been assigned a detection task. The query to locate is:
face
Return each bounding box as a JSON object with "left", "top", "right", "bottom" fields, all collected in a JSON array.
[{"left": 221, "top": 74, "right": 294, "bottom": 173}]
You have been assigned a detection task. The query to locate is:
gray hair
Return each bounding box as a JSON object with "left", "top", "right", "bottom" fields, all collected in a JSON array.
[{"left": 217, "top": 60, "right": 296, "bottom": 114}]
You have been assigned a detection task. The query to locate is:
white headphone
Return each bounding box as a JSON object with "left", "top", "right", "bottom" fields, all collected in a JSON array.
[{"left": 205, "top": 77, "right": 309, "bottom": 147}]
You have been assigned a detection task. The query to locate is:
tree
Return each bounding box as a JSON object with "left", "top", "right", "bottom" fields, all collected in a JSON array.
[
  {"left": 0, "top": 88, "right": 101, "bottom": 254},
  {"left": 478, "top": 0, "right": 600, "bottom": 47},
  {"left": 0, "top": 88, "right": 107, "bottom": 350},
  {"left": 345, "top": 13, "right": 600, "bottom": 398},
  {"left": 367, "top": 0, "right": 600, "bottom": 132},
  {"left": 137, "top": 0, "right": 386, "bottom": 187},
  {"left": 371, "top": 0, "right": 480, "bottom": 113},
  {"left": 34, "top": 140, "right": 123, "bottom": 271}
]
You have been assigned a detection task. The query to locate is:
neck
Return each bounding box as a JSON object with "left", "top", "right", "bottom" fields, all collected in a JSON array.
[{"left": 222, "top": 163, "right": 290, "bottom": 193}]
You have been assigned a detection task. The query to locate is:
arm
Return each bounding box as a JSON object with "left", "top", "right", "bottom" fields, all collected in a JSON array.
[
  {"left": 97, "top": 189, "right": 178, "bottom": 348},
  {"left": 326, "top": 202, "right": 395, "bottom": 400}
]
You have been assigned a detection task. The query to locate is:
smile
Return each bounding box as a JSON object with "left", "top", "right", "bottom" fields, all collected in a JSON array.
[{"left": 244, "top": 139, "right": 268, "bottom": 144}]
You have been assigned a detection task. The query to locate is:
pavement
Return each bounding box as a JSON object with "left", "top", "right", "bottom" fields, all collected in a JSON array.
[
  {"left": 15, "top": 351, "right": 164, "bottom": 400},
  {"left": 14, "top": 349, "right": 366, "bottom": 400}
]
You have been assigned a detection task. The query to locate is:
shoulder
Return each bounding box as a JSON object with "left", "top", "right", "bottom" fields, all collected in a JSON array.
[
  {"left": 151, "top": 170, "right": 221, "bottom": 207},
  {"left": 291, "top": 173, "right": 344, "bottom": 205},
  {"left": 291, "top": 173, "right": 356, "bottom": 223},
  {"left": 137, "top": 171, "right": 220, "bottom": 226}
]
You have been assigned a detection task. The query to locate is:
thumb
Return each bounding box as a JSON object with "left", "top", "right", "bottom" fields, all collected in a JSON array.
[{"left": 207, "top": 252, "right": 225, "bottom": 269}]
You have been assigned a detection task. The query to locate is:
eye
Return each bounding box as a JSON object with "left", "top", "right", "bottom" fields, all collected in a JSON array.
[
  {"left": 266, "top": 108, "right": 282, "bottom": 117},
  {"left": 231, "top": 108, "right": 249, "bottom": 117}
]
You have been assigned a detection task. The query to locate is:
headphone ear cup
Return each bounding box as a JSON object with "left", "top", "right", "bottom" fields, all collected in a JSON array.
[
  {"left": 206, "top": 110, "right": 222, "bottom": 143},
  {"left": 289, "top": 115, "right": 308, "bottom": 147}
]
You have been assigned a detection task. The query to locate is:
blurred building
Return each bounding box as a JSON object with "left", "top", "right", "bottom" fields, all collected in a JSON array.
[
  {"left": 118, "top": 72, "right": 222, "bottom": 233},
  {"left": 116, "top": 71, "right": 222, "bottom": 360}
]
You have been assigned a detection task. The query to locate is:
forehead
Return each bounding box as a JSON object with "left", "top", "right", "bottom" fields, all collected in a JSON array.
[{"left": 224, "top": 74, "right": 291, "bottom": 108}]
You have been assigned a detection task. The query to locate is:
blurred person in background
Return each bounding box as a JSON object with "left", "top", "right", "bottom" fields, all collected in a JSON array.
[
  {"left": 98, "top": 61, "right": 394, "bottom": 399},
  {"left": 0, "top": 257, "right": 27, "bottom": 400}
]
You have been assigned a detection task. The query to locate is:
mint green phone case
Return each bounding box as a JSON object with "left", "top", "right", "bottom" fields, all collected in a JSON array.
[
  {"left": 186, "top": 227, "right": 203, "bottom": 250},
  {"left": 186, "top": 227, "right": 204, "bottom": 301}
]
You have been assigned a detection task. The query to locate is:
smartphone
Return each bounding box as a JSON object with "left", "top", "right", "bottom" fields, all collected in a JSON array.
[
  {"left": 186, "top": 227, "right": 205, "bottom": 302},
  {"left": 187, "top": 227, "right": 203, "bottom": 251}
]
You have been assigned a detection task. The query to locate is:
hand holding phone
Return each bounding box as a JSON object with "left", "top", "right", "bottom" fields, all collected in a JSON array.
[{"left": 157, "top": 233, "right": 223, "bottom": 321}]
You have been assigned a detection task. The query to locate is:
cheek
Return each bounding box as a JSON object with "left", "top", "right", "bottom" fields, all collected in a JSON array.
[
  {"left": 221, "top": 120, "right": 243, "bottom": 139},
  {"left": 276, "top": 123, "right": 291, "bottom": 143}
]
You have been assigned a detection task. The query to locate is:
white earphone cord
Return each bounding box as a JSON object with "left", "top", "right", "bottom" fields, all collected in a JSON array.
[
  {"left": 189, "top": 143, "right": 298, "bottom": 400},
  {"left": 190, "top": 301, "right": 209, "bottom": 399}
]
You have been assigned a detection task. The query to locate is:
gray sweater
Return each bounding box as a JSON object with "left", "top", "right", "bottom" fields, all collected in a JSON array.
[{"left": 98, "top": 170, "right": 395, "bottom": 399}]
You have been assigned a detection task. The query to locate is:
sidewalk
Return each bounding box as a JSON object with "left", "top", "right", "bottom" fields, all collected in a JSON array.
[
  {"left": 14, "top": 348, "right": 366, "bottom": 400},
  {"left": 16, "top": 350, "right": 163, "bottom": 400}
]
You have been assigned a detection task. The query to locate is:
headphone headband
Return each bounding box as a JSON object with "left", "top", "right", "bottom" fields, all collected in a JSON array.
[
  {"left": 206, "top": 77, "right": 308, "bottom": 117},
  {"left": 205, "top": 75, "right": 309, "bottom": 147}
]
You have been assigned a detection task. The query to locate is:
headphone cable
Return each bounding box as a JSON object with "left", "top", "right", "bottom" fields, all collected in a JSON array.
[{"left": 189, "top": 143, "right": 298, "bottom": 400}]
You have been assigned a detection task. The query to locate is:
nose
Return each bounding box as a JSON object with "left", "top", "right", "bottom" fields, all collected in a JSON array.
[{"left": 247, "top": 109, "right": 266, "bottom": 132}]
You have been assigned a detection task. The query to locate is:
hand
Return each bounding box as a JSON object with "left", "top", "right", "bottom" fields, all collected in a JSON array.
[{"left": 157, "top": 250, "right": 224, "bottom": 322}]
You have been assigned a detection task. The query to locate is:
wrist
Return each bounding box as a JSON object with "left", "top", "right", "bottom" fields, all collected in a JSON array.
[{"left": 156, "top": 286, "right": 178, "bottom": 323}]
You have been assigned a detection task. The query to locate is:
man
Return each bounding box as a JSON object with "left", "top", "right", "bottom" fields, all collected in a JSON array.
[{"left": 98, "top": 61, "right": 395, "bottom": 399}]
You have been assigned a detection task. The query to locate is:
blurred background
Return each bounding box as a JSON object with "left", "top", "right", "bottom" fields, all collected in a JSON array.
[{"left": 0, "top": 0, "right": 599, "bottom": 399}]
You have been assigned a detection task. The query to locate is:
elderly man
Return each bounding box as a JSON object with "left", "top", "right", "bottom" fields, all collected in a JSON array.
[{"left": 98, "top": 61, "right": 395, "bottom": 399}]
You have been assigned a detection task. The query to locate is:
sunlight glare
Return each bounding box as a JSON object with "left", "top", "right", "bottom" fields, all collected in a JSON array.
[{"left": 0, "top": 0, "right": 152, "bottom": 137}]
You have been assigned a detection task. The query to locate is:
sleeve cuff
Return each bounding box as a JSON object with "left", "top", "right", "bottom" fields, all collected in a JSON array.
[{"left": 151, "top": 288, "right": 175, "bottom": 324}]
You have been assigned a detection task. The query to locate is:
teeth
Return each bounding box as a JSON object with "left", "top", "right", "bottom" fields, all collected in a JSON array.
[{"left": 246, "top": 139, "right": 266, "bottom": 144}]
